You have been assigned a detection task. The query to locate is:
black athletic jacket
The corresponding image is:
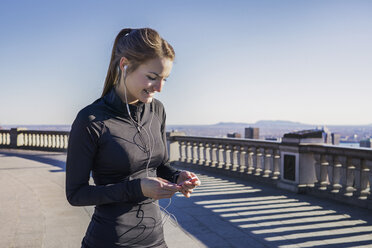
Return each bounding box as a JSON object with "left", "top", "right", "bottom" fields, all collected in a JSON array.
[{"left": 66, "top": 88, "right": 180, "bottom": 248}]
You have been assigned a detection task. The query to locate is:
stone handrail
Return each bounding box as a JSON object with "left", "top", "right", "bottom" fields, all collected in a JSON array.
[
  {"left": 168, "top": 134, "right": 372, "bottom": 208},
  {"left": 0, "top": 128, "right": 69, "bottom": 152}
]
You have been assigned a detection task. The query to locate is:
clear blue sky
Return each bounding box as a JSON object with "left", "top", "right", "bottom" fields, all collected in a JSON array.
[{"left": 0, "top": 0, "right": 371, "bottom": 126}]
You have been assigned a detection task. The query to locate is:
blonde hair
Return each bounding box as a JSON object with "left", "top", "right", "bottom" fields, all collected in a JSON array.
[{"left": 101, "top": 28, "right": 175, "bottom": 97}]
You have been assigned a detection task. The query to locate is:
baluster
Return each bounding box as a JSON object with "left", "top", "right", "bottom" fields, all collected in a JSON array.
[
  {"left": 39, "top": 134, "right": 43, "bottom": 147},
  {"left": 210, "top": 143, "right": 218, "bottom": 168},
  {"left": 56, "top": 134, "right": 60, "bottom": 148},
  {"left": 359, "top": 159, "right": 370, "bottom": 200},
  {"left": 231, "top": 145, "right": 239, "bottom": 172},
  {"left": 186, "top": 142, "right": 192, "bottom": 163},
  {"left": 224, "top": 145, "right": 232, "bottom": 170},
  {"left": 263, "top": 149, "right": 272, "bottom": 178},
  {"left": 247, "top": 147, "right": 255, "bottom": 174},
  {"left": 179, "top": 141, "right": 186, "bottom": 162},
  {"left": 344, "top": 157, "right": 356, "bottom": 197},
  {"left": 319, "top": 154, "right": 329, "bottom": 190},
  {"left": 198, "top": 142, "right": 205, "bottom": 165},
  {"left": 272, "top": 149, "right": 281, "bottom": 180},
  {"left": 331, "top": 155, "right": 342, "bottom": 194},
  {"left": 29, "top": 134, "right": 32, "bottom": 147},
  {"left": 192, "top": 142, "right": 198, "bottom": 164},
  {"left": 255, "top": 148, "right": 263, "bottom": 176},
  {"left": 65, "top": 134, "right": 69, "bottom": 149},
  {"left": 58, "top": 134, "right": 63, "bottom": 149},
  {"left": 217, "top": 144, "right": 225, "bottom": 169},
  {"left": 203, "top": 143, "right": 211, "bottom": 166},
  {"left": 239, "top": 146, "right": 247, "bottom": 173}
]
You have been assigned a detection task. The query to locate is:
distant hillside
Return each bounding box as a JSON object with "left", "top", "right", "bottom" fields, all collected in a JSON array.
[
  {"left": 168, "top": 120, "right": 372, "bottom": 141},
  {"left": 0, "top": 125, "right": 71, "bottom": 131}
]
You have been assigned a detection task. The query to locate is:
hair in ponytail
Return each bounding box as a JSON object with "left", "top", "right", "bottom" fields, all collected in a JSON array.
[{"left": 101, "top": 28, "right": 175, "bottom": 97}]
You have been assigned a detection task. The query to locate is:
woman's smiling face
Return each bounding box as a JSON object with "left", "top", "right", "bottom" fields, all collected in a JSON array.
[{"left": 118, "top": 57, "right": 173, "bottom": 104}]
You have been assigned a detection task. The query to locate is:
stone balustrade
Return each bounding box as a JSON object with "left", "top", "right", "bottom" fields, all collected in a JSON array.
[
  {"left": 0, "top": 128, "right": 69, "bottom": 152},
  {"left": 168, "top": 135, "right": 282, "bottom": 184},
  {"left": 1, "top": 128, "right": 371, "bottom": 208},
  {"left": 168, "top": 134, "right": 372, "bottom": 208},
  {"left": 299, "top": 144, "right": 372, "bottom": 203}
]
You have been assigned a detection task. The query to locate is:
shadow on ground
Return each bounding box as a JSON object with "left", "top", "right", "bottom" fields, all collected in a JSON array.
[{"left": 160, "top": 166, "right": 372, "bottom": 248}]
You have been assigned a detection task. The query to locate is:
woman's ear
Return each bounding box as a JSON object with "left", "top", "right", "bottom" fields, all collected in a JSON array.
[{"left": 119, "top": 57, "right": 129, "bottom": 71}]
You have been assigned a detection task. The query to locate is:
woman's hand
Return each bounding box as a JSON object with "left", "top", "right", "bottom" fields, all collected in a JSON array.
[
  {"left": 176, "top": 171, "right": 201, "bottom": 198},
  {"left": 140, "top": 177, "right": 181, "bottom": 200}
]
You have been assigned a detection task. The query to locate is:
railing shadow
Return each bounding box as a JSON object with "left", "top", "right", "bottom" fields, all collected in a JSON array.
[
  {"left": 0, "top": 150, "right": 66, "bottom": 172},
  {"left": 160, "top": 166, "right": 372, "bottom": 248}
]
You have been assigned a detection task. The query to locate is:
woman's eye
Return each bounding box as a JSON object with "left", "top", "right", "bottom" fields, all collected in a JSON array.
[{"left": 147, "top": 76, "right": 157, "bottom": 80}]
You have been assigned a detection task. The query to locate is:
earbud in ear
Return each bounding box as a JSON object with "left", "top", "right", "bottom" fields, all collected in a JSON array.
[{"left": 124, "top": 65, "right": 128, "bottom": 72}]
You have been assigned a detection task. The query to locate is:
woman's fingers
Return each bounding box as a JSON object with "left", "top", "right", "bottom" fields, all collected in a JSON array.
[{"left": 140, "top": 177, "right": 181, "bottom": 200}]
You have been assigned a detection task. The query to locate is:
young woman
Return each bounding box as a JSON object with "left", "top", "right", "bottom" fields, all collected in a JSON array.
[{"left": 66, "top": 28, "right": 200, "bottom": 248}]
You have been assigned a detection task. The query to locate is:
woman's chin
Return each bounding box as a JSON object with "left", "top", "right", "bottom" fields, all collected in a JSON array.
[{"left": 141, "top": 97, "right": 153, "bottom": 104}]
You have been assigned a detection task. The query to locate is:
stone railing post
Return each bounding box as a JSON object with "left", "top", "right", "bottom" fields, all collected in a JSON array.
[
  {"left": 255, "top": 148, "right": 263, "bottom": 176},
  {"left": 210, "top": 143, "right": 217, "bottom": 168},
  {"left": 239, "top": 146, "right": 247, "bottom": 173},
  {"left": 168, "top": 137, "right": 180, "bottom": 163},
  {"left": 203, "top": 142, "right": 211, "bottom": 166},
  {"left": 272, "top": 149, "right": 281, "bottom": 180},
  {"left": 192, "top": 142, "right": 199, "bottom": 164},
  {"left": 247, "top": 147, "right": 255, "bottom": 174},
  {"left": 331, "top": 156, "right": 343, "bottom": 194},
  {"left": 179, "top": 141, "right": 186, "bottom": 162},
  {"left": 198, "top": 142, "right": 205, "bottom": 165},
  {"left": 186, "top": 142, "right": 192, "bottom": 163},
  {"left": 217, "top": 144, "right": 225, "bottom": 169},
  {"left": 224, "top": 144, "right": 232, "bottom": 170},
  {"left": 263, "top": 149, "right": 272, "bottom": 178},
  {"left": 231, "top": 145, "right": 239, "bottom": 172},
  {"left": 10, "top": 128, "right": 19, "bottom": 148},
  {"left": 344, "top": 157, "right": 356, "bottom": 197},
  {"left": 318, "top": 154, "right": 329, "bottom": 190},
  {"left": 359, "top": 159, "right": 370, "bottom": 200}
]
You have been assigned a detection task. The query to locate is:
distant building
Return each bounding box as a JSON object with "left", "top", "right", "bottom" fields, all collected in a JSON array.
[
  {"left": 360, "top": 138, "right": 372, "bottom": 148},
  {"left": 245, "top": 127, "right": 259, "bottom": 139},
  {"left": 331, "top": 133, "right": 341, "bottom": 145},
  {"left": 227, "top": 132, "right": 241, "bottom": 138},
  {"left": 282, "top": 128, "right": 340, "bottom": 145}
]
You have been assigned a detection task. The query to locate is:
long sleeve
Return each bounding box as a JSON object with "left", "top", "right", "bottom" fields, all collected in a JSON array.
[
  {"left": 156, "top": 108, "right": 181, "bottom": 183},
  {"left": 65, "top": 113, "right": 146, "bottom": 206}
]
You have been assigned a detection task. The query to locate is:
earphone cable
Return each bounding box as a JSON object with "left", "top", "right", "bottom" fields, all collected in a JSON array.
[{"left": 121, "top": 66, "right": 175, "bottom": 226}]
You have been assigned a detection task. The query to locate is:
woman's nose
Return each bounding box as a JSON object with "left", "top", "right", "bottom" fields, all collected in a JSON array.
[{"left": 153, "top": 80, "right": 164, "bottom": 92}]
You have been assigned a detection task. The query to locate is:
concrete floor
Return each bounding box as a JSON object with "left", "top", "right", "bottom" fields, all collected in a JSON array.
[{"left": 1, "top": 149, "right": 372, "bottom": 248}]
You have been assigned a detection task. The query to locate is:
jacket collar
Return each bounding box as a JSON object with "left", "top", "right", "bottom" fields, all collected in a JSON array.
[{"left": 102, "top": 88, "right": 145, "bottom": 116}]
